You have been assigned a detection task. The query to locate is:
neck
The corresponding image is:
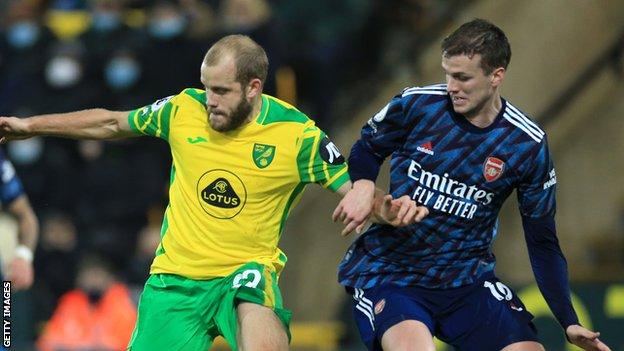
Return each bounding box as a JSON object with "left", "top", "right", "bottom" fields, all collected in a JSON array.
[
  {"left": 244, "top": 95, "right": 263, "bottom": 124},
  {"left": 464, "top": 91, "right": 502, "bottom": 128}
]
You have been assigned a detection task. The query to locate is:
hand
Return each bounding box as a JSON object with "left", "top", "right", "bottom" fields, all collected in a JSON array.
[
  {"left": 374, "top": 194, "right": 428, "bottom": 226},
  {"left": 566, "top": 325, "right": 611, "bottom": 351},
  {"left": 0, "top": 116, "right": 31, "bottom": 143},
  {"left": 333, "top": 180, "right": 375, "bottom": 236},
  {"left": 7, "top": 257, "right": 34, "bottom": 291}
]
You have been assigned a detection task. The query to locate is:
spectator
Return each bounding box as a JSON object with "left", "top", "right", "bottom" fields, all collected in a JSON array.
[{"left": 37, "top": 255, "right": 137, "bottom": 351}]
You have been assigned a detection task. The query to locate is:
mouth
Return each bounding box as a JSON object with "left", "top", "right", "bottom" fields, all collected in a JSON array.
[
  {"left": 209, "top": 110, "right": 226, "bottom": 118},
  {"left": 451, "top": 96, "right": 467, "bottom": 105}
]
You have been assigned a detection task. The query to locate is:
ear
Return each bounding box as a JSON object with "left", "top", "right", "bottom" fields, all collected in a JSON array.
[
  {"left": 490, "top": 67, "right": 505, "bottom": 88},
  {"left": 245, "top": 78, "right": 263, "bottom": 99}
]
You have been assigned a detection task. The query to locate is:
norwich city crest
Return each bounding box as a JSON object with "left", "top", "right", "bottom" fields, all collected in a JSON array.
[{"left": 252, "top": 143, "right": 276, "bottom": 168}]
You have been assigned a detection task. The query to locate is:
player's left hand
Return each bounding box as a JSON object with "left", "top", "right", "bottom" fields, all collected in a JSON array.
[
  {"left": 7, "top": 257, "right": 34, "bottom": 291},
  {"left": 374, "top": 194, "right": 429, "bottom": 227},
  {"left": 566, "top": 324, "right": 611, "bottom": 351}
]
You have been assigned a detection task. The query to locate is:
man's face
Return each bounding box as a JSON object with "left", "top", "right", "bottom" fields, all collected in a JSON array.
[
  {"left": 442, "top": 54, "right": 498, "bottom": 117},
  {"left": 200, "top": 56, "right": 253, "bottom": 132}
]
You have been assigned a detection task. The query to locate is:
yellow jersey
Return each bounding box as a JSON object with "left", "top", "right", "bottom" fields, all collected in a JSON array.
[{"left": 128, "top": 89, "right": 349, "bottom": 279}]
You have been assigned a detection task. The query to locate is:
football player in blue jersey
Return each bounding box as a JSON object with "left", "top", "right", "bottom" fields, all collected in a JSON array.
[
  {"left": 333, "top": 19, "right": 610, "bottom": 351},
  {"left": 0, "top": 149, "right": 39, "bottom": 291}
]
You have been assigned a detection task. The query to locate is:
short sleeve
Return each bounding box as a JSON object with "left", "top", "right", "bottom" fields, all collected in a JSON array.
[
  {"left": 127, "top": 94, "right": 180, "bottom": 141},
  {"left": 296, "top": 122, "right": 349, "bottom": 191}
]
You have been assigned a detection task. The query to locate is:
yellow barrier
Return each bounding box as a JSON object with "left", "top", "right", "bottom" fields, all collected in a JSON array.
[{"left": 211, "top": 321, "right": 345, "bottom": 351}]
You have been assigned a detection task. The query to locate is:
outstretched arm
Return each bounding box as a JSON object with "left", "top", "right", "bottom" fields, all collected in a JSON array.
[{"left": 0, "top": 109, "right": 135, "bottom": 143}]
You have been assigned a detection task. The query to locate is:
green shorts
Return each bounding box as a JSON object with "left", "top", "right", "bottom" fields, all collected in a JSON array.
[{"left": 127, "top": 262, "right": 292, "bottom": 350}]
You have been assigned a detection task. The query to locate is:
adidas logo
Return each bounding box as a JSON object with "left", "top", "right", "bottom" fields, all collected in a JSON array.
[{"left": 417, "top": 141, "right": 434, "bottom": 155}]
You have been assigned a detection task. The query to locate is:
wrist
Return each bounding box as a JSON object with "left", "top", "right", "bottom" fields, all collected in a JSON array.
[
  {"left": 14, "top": 245, "right": 33, "bottom": 262},
  {"left": 352, "top": 179, "right": 375, "bottom": 192}
]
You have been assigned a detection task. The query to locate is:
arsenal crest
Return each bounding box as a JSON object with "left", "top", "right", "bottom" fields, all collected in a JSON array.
[{"left": 483, "top": 157, "right": 505, "bottom": 182}]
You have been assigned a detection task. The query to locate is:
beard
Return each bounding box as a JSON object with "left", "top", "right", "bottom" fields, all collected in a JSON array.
[{"left": 209, "top": 96, "right": 253, "bottom": 132}]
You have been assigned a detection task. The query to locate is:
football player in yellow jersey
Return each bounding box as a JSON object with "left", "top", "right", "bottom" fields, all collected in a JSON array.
[{"left": 0, "top": 35, "right": 429, "bottom": 350}]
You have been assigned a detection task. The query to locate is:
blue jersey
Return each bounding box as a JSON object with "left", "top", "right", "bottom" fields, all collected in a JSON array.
[
  {"left": 339, "top": 84, "right": 556, "bottom": 289},
  {"left": 0, "top": 150, "right": 24, "bottom": 208}
]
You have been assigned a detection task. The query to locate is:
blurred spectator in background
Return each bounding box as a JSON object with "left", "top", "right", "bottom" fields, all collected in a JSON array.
[
  {"left": 40, "top": 41, "right": 103, "bottom": 113},
  {"left": 0, "top": 0, "right": 54, "bottom": 116},
  {"left": 33, "top": 212, "right": 80, "bottom": 322},
  {"left": 275, "top": 0, "right": 374, "bottom": 130},
  {"left": 126, "top": 222, "right": 161, "bottom": 287},
  {"left": 80, "top": 0, "right": 143, "bottom": 79},
  {"left": 218, "top": 0, "right": 283, "bottom": 95},
  {"left": 141, "top": 0, "right": 206, "bottom": 97},
  {"left": 37, "top": 255, "right": 137, "bottom": 351}
]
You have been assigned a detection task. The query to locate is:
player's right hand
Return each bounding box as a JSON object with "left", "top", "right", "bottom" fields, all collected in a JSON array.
[
  {"left": 333, "top": 180, "right": 376, "bottom": 236},
  {"left": 0, "top": 116, "right": 31, "bottom": 144},
  {"left": 566, "top": 325, "right": 611, "bottom": 351}
]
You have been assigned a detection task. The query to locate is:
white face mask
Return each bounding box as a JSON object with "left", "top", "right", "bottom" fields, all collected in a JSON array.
[
  {"left": 45, "top": 56, "right": 83, "bottom": 88},
  {"left": 7, "top": 137, "right": 43, "bottom": 165}
]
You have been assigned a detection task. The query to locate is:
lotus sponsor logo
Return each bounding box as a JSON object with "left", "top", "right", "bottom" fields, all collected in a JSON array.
[{"left": 197, "top": 169, "right": 247, "bottom": 219}]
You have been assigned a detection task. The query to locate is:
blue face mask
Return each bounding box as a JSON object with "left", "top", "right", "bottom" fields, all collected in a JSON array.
[
  {"left": 148, "top": 16, "right": 186, "bottom": 39},
  {"left": 92, "top": 11, "right": 121, "bottom": 32},
  {"left": 7, "top": 21, "right": 40, "bottom": 49},
  {"left": 105, "top": 57, "right": 140, "bottom": 90}
]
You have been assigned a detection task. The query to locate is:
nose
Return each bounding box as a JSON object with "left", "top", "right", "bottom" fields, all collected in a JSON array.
[
  {"left": 207, "top": 91, "right": 218, "bottom": 107},
  {"left": 446, "top": 77, "right": 459, "bottom": 93}
]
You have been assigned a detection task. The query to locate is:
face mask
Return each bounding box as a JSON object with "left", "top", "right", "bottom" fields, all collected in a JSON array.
[
  {"left": 7, "top": 137, "right": 43, "bottom": 165},
  {"left": 105, "top": 56, "right": 140, "bottom": 90},
  {"left": 92, "top": 10, "right": 121, "bottom": 32},
  {"left": 45, "top": 56, "right": 82, "bottom": 88},
  {"left": 148, "top": 16, "right": 186, "bottom": 39},
  {"left": 7, "top": 21, "right": 40, "bottom": 49}
]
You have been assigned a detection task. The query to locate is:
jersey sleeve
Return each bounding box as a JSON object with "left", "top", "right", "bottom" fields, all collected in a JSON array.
[
  {"left": 0, "top": 155, "right": 25, "bottom": 207},
  {"left": 296, "top": 122, "right": 349, "bottom": 191},
  {"left": 360, "top": 90, "right": 415, "bottom": 159},
  {"left": 127, "top": 93, "right": 181, "bottom": 142},
  {"left": 516, "top": 137, "right": 557, "bottom": 218}
]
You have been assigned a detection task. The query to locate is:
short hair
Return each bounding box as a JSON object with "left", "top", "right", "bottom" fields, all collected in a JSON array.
[
  {"left": 203, "top": 34, "right": 268, "bottom": 86},
  {"left": 441, "top": 19, "right": 511, "bottom": 74}
]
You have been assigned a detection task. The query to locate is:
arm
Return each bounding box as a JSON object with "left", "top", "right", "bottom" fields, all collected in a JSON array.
[
  {"left": 518, "top": 137, "right": 610, "bottom": 351},
  {"left": 6, "top": 194, "right": 39, "bottom": 291},
  {"left": 523, "top": 216, "right": 610, "bottom": 351},
  {"left": 333, "top": 93, "right": 411, "bottom": 234},
  {"left": 0, "top": 109, "right": 135, "bottom": 142}
]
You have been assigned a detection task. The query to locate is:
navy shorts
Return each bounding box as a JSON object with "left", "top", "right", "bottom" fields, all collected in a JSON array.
[{"left": 349, "top": 274, "right": 538, "bottom": 351}]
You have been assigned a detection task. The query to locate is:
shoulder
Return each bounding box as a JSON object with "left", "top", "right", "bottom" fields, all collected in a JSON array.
[
  {"left": 401, "top": 84, "right": 448, "bottom": 98},
  {"left": 501, "top": 100, "right": 546, "bottom": 144},
  {"left": 257, "top": 94, "right": 310, "bottom": 125},
  {"left": 390, "top": 84, "right": 449, "bottom": 113},
  {"left": 175, "top": 88, "right": 207, "bottom": 107}
]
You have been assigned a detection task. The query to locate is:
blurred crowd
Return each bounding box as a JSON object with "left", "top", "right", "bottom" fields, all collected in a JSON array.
[{"left": 0, "top": 0, "right": 458, "bottom": 348}]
